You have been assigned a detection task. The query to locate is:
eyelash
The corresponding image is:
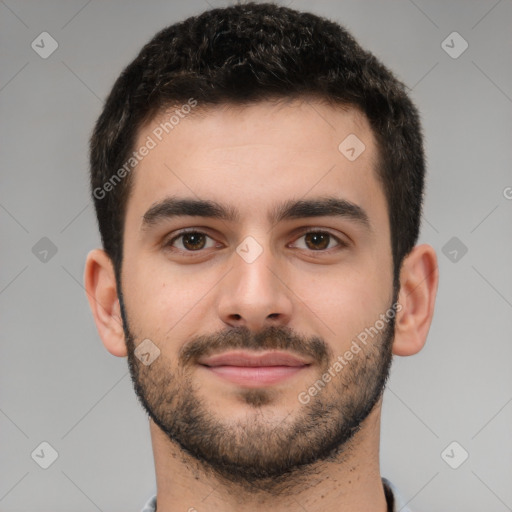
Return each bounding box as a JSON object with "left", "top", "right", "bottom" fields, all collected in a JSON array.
[{"left": 163, "top": 228, "right": 348, "bottom": 255}]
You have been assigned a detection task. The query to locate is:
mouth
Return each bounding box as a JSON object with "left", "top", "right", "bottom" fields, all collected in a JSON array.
[{"left": 197, "top": 350, "right": 313, "bottom": 387}]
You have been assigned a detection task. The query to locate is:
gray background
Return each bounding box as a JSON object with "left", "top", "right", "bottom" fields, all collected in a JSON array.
[{"left": 1, "top": 0, "right": 511, "bottom": 510}]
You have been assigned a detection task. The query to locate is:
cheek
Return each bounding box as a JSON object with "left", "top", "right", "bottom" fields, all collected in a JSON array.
[
  {"left": 121, "top": 258, "right": 219, "bottom": 336},
  {"left": 291, "top": 267, "right": 388, "bottom": 347}
]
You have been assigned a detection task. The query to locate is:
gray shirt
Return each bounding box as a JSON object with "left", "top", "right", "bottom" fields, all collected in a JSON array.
[{"left": 140, "top": 478, "right": 412, "bottom": 511}]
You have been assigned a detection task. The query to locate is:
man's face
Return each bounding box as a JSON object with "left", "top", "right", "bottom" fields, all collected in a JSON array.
[{"left": 119, "top": 99, "right": 397, "bottom": 487}]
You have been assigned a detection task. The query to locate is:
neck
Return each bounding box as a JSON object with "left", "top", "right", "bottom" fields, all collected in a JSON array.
[{"left": 149, "top": 404, "right": 388, "bottom": 512}]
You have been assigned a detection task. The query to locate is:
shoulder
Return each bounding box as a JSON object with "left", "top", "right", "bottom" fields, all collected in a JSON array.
[
  {"left": 142, "top": 482, "right": 413, "bottom": 512},
  {"left": 382, "top": 477, "right": 413, "bottom": 512},
  {"left": 140, "top": 494, "right": 157, "bottom": 512}
]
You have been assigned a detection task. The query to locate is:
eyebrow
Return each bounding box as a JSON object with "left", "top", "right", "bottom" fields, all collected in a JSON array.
[{"left": 141, "top": 195, "right": 372, "bottom": 233}]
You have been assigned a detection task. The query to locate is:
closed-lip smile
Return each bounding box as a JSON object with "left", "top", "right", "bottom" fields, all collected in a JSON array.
[{"left": 197, "top": 350, "right": 312, "bottom": 388}]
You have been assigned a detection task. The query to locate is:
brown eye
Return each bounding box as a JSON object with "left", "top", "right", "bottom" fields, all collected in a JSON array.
[
  {"left": 291, "top": 230, "right": 345, "bottom": 251},
  {"left": 181, "top": 232, "right": 206, "bottom": 250},
  {"left": 304, "top": 232, "right": 330, "bottom": 250},
  {"left": 166, "top": 231, "right": 216, "bottom": 252}
]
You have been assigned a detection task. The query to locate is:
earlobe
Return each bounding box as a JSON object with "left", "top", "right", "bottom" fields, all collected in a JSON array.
[
  {"left": 392, "top": 244, "right": 439, "bottom": 357},
  {"left": 84, "top": 249, "right": 128, "bottom": 357}
]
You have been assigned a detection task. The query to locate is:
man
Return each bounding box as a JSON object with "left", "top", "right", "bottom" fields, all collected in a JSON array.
[{"left": 84, "top": 3, "right": 438, "bottom": 511}]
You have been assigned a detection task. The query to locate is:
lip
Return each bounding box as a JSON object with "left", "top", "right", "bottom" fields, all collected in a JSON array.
[
  {"left": 198, "top": 350, "right": 312, "bottom": 367},
  {"left": 198, "top": 350, "right": 312, "bottom": 388}
]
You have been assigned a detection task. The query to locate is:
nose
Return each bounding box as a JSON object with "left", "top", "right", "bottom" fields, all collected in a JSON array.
[{"left": 216, "top": 243, "right": 293, "bottom": 331}]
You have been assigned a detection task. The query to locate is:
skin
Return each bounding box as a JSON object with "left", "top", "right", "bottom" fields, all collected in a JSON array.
[{"left": 85, "top": 98, "right": 438, "bottom": 512}]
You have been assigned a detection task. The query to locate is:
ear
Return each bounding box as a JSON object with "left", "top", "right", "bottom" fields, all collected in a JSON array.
[
  {"left": 392, "top": 244, "right": 439, "bottom": 356},
  {"left": 84, "top": 249, "right": 127, "bottom": 357}
]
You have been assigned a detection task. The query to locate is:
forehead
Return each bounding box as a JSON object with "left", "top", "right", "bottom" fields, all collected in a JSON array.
[{"left": 126, "top": 99, "right": 387, "bottom": 232}]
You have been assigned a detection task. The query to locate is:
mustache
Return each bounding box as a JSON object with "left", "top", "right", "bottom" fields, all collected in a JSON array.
[{"left": 179, "top": 325, "right": 332, "bottom": 367}]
